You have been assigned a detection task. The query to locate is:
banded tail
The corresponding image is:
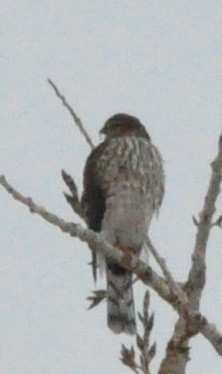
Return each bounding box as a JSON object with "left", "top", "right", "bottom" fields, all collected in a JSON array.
[{"left": 106, "top": 263, "right": 136, "bottom": 335}]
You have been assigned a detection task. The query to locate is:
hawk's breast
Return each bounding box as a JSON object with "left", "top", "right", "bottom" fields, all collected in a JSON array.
[
  {"left": 97, "top": 136, "right": 164, "bottom": 211},
  {"left": 97, "top": 136, "right": 164, "bottom": 249}
]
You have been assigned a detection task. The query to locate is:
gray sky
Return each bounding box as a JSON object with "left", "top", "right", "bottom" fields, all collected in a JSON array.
[{"left": 1, "top": 1, "right": 222, "bottom": 373}]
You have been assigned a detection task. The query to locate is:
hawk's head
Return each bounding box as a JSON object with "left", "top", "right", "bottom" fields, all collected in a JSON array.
[{"left": 100, "top": 113, "right": 150, "bottom": 140}]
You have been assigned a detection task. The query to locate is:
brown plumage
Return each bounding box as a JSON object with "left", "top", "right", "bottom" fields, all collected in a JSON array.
[{"left": 81, "top": 113, "right": 165, "bottom": 335}]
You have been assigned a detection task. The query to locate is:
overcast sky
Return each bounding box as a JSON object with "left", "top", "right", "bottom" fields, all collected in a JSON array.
[{"left": 1, "top": 1, "right": 222, "bottom": 373}]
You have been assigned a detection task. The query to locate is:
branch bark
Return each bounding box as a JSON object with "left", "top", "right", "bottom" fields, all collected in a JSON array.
[
  {"left": 159, "top": 134, "right": 222, "bottom": 374},
  {"left": 187, "top": 134, "right": 222, "bottom": 306}
]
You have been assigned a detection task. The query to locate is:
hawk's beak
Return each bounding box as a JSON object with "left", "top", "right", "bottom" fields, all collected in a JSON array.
[{"left": 99, "top": 127, "right": 106, "bottom": 141}]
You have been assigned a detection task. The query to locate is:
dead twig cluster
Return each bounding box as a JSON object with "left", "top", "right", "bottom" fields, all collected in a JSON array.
[
  {"left": 121, "top": 291, "right": 156, "bottom": 374},
  {"left": 61, "top": 169, "right": 84, "bottom": 219},
  {"left": 87, "top": 290, "right": 107, "bottom": 310}
]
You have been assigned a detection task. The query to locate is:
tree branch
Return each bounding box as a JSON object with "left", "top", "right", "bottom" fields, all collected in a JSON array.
[
  {"left": 187, "top": 134, "right": 222, "bottom": 306},
  {"left": 0, "top": 175, "right": 171, "bottom": 303},
  {"left": 145, "top": 237, "right": 188, "bottom": 306},
  {"left": 159, "top": 133, "right": 222, "bottom": 373},
  {"left": 47, "top": 78, "right": 94, "bottom": 149},
  {"left": 201, "top": 318, "right": 222, "bottom": 356},
  {"left": 1, "top": 174, "right": 222, "bottom": 359}
]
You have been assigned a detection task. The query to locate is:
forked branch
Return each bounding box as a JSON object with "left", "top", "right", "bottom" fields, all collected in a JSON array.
[{"left": 159, "top": 133, "right": 222, "bottom": 373}]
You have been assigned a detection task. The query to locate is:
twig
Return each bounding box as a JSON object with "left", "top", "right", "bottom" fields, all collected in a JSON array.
[
  {"left": 47, "top": 78, "right": 94, "bottom": 149},
  {"left": 120, "top": 345, "right": 140, "bottom": 374},
  {"left": 145, "top": 237, "right": 188, "bottom": 306},
  {"left": 137, "top": 291, "right": 156, "bottom": 374},
  {"left": 211, "top": 214, "right": 222, "bottom": 228},
  {"left": 61, "top": 169, "right": 84, "bottom": 218},
  {"left": 87, "top": 290, "right": 107, "bottom": 310}
]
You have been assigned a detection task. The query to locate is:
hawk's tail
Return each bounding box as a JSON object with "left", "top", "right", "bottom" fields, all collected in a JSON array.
[{"left": 106, "top": 264, "right": 136, "bottom": 335}]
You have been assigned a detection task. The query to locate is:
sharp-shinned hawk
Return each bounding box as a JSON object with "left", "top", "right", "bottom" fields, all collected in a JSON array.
[{"left": 81, "top": 113, "right": 165, "bottom": 335}]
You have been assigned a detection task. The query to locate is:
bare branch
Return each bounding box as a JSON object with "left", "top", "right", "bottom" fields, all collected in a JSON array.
[
  {"left": 0, "top": 175, "right": 171, "bottom": 303},
  {"left": 159, "top": 133, "right": 222, "bottom": 373},
  {"left": 1, "top": 175, "right": 222, "bottom": 358},
  {"left": 192, "top": 215, "right": 200, "bottom": 227},
  {"left": 47, "top": 78, "right": 94, "bottom": 149},
  {"left": 159, "top": 314, "right": 222, "bottom": 373},
  {"left": 145, "top": 237, "right": 188, "bottom": 306},
  {"left": 201, "top": 318, "right": 222, "bottom": 356},
  {"left": 187, "top": 134, "right": 222, "bottom": 306}
]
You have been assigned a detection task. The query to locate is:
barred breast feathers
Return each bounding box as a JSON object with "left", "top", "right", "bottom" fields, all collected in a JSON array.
[{"left": 97, "top": 136, "right": 165, "bottom": 214}]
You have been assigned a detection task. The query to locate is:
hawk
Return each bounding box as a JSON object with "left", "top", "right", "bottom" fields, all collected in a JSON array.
[{"left": 81, "top": 113, "right": 165, "bottom": 335}]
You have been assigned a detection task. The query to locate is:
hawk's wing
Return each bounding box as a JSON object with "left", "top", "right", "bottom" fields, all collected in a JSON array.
[{"left": 81, "top": 142, "right": 107, "bottom": 281}]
